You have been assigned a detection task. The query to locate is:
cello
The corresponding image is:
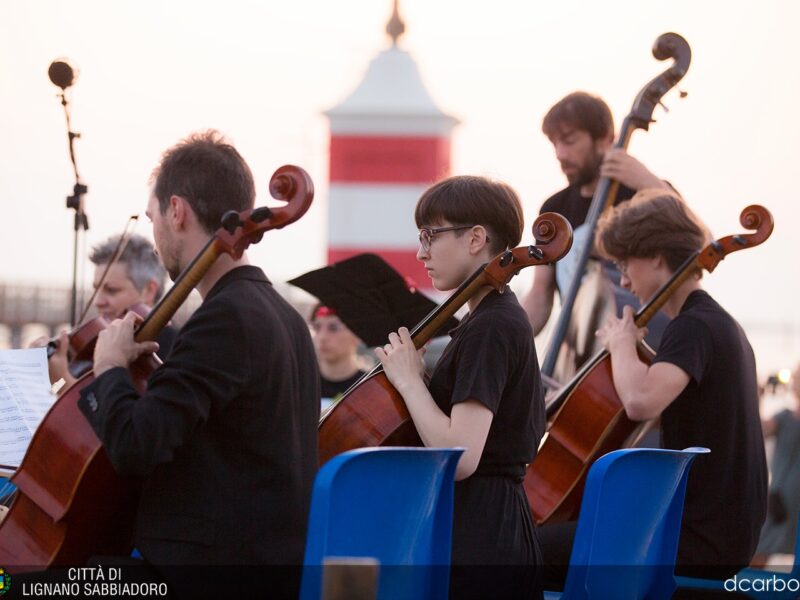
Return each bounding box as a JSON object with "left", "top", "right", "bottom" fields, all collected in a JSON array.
[
  {"left": 0, "top": 165, "right": 313, "bottom": 570},
  {"left": 526, "top": 204, "right": 774, "bottom": 524},
  {"left": 319, "top": 212, "right": 573, "bottom": 464},
  {"left": 541, "top": 32, "right": 691, "bottom": 387}
]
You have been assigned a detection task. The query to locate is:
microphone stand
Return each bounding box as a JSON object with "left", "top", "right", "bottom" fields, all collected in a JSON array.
[{"left": 56, "top": 88, "right": 88, "bottom": 327}]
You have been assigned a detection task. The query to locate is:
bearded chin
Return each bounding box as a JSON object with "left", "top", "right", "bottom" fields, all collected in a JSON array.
[{"left": 575, "top": 150, "right": 604, "bottom": 187}]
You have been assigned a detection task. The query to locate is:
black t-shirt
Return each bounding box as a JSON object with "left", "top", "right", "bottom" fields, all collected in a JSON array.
[
  {"left": 321, "top": 370, "right": 366, "bottom": 405},
  {"left": 429, "top": 288, "right": 545, "bottom": 478},
  {"left": 539, "top": 183, "right": 635, "bottom": 231},
  {"left": 652, "top": 290, "right": 767, "bottom": 576},
  {"left": 538, "top": 182, "right": 669, "bottom": 350}
]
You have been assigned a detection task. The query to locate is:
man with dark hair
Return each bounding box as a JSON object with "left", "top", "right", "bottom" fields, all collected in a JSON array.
[
  {"left": 75, "top": 130, "right": 320, "bottom": 597},
  {"left": 523, "top": 91, "right": 672, "bottom": 337},
  {"left": 595, "top": 190, "right": 767, "bottom": 578}
]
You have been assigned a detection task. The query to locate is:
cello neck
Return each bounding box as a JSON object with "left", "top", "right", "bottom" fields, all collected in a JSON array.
[
  {"left": 134, "top": 238, "right": 220, "bottom": 342},
  {"left": 632, "top": 252, "right": 700, "bottom": 328},
  {"left": 408, "top": 265, "right": 490, "bottom": 349}
]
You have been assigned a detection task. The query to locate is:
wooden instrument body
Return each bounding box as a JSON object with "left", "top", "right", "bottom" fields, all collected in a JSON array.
[
  {"left": 525, "top": 344, "right": 653, "bottom": 524},
  {"left": 318, "top": 371, "right": 423, "bottom": 465},
  {"left": 0, "top": 356, "right": 157, "bottom": 570}
]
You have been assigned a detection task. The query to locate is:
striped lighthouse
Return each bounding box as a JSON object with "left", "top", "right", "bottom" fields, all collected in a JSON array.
[{"left": 324, "top": 1, "right": 458, "bottom": 287}]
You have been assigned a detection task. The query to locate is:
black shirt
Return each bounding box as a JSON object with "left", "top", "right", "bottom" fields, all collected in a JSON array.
[
  {"left": 429, "top": 288, "right": 545, "bottom": 477},
  {"left": 79, "top": 266, "right": 320, "bottom": 573},
  {"left": 539, "top": 182, "right": 668, "bottom": 350},
  {"left": 320, "top": 369, "right": 367, "bottom": 407},
  {"left": 652, "top": 290, "right": 767, "bottom": 576},
  {"left": 539, "top": 183, "right": 635, "bottom": 232},
  {"left": 154, "top": 325, "right": 177, "bottom": 361}
]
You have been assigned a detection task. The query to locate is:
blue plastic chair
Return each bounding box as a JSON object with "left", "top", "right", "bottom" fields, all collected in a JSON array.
[
  {"left": 0, "top": 476, "right": 15, "bottom": 504},
  {"left": 675, "top": 514, "right": 800, "bottom": 599},
  {"left": 300, "top": 447, "right": 463, "bottom": 600},
  {"left": 545, "top": 447, "right": 709, "bottom": 600}
]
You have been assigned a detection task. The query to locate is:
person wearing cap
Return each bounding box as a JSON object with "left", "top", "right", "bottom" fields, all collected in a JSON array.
[
  {"left": 289, "top": 253, "right": 460, "bottom": 410},
  {"left": 376, "top": 175, "right": 544, "bottom": 599},
  {"left": 310, "top": 303, "right": 367, "bottom": 409}
]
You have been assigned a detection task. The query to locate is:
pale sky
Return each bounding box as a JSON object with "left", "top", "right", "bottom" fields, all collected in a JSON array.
[{"left": 1, "top": 0, "right": 799, "bottom": 370}]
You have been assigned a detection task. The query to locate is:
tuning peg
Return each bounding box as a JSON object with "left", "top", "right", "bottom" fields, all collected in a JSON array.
[
  {"left": 221, "top": 211, "right": 243, "bottom": 234},
  {"left": 657, "top": 100, "right": 670, "bottom": 113},
  {"left": 678, "top": 89, "right": 688, "bottom": 98},
  {"left": 528, "top": 246, "right": 544, "bottom": 260},
  {"left": 250, "top": 207, "right": 273, "bottom": 223}
]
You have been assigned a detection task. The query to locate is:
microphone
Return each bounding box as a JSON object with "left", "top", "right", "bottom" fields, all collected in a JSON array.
[{"left": 48, "top": 59, "right": 78, "bottom": 90}]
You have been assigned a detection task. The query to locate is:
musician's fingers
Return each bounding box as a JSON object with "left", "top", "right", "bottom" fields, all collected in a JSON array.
[
  {"left": 138, "top": 341, "right": 160, "bottom": 356},
  {"left": 398, "top": 327, "right": 413, "bottom": 345},
  {"left": 122, "top": 311, "right": 141, "bottom": 326}
]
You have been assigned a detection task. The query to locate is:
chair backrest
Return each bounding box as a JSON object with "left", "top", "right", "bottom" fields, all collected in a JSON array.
[
  {"left": 562, "top": 447, "right": 709, "bottom": 600},
  {"left": 300, "top": 447, "right": 463, "bottom": 600}
]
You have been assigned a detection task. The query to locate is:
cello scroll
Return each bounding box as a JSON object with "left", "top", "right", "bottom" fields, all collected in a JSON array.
[
  {"left": 483, "top": 212, "right": 573, "bottom": 290},
  {"left": 216, "top": 165, "right": 314, "bottom": 258},
  {"left": 698, "top": 204, "right": 774, "bottom": 272}
]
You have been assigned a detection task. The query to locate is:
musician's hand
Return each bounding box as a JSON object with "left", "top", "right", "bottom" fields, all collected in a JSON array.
[
  {"left": 375, "top": 327, "right": 426, "bottom": 393},
  {"left": 30, "top": 331, "right": 75, "bottom": 388},
  {"left": 600, "top": 148, "right": 668, "bottom": 191},
  {"left": 596, "top": 305, "right": 647, "bottom": 353},
  {"left": 94, "top": 312, "right": 159, "bottom": 377}
]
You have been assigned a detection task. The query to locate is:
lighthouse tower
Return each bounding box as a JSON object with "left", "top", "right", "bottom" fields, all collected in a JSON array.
[{"left": 325, "top": 1, "right": 458, "bottom": 287}]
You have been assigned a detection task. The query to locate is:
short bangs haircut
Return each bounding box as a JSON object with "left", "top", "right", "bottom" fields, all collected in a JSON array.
[{"left": 414, "top": 175, "right": 524, "bottom": 255}]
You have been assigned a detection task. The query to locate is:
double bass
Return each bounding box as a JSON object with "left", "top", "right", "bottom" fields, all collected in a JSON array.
[
  {"left": 319, "top": 212, "right": 573, "bottom": 464},
  {"left": 0, "top": 165, "right": 313, "bottom": 570},
  {"left": 526, "top": 204, "right": 774, "bottom": 524},
  {"left": 541, "top": 32, "right": 691, "bottom": 388}
]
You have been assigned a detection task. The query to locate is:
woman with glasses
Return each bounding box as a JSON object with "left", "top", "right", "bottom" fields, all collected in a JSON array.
[{"left": 377, "top": 175, "right": 545, "bottom": 599}]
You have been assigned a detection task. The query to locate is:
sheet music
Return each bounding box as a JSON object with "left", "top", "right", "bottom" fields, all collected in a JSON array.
[{"left": 0, "top": 348, "right": 56, "bottom": 469}]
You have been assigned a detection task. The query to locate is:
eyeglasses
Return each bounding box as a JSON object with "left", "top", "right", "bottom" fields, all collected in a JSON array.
[
  {"left": 418, "top": 225, "right": 484, "bottom": 252},
  {"left": 614, "top": 260, "right": 629, "bottom": 276}
]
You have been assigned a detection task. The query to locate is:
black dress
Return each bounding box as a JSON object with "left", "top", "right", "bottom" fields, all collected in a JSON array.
[{"left": 427, "top": 288, "right": 545, "bottom": 599}]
